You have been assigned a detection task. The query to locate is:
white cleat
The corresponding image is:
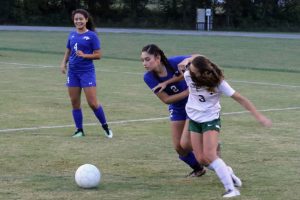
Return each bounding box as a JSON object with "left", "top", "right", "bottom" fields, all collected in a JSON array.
[
  {"left": 223, "top": 188, "right": 240, "bottom": 198},
  {"left": 227, "top": 166, "right": 242, "bottom": 187},
  {"left": 104, "top": 128, "right": 113, "bottom": 139}
]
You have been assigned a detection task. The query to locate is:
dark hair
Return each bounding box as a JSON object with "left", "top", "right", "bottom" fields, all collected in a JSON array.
[
  {"left": 142, "top": 44, "right": 178, "bottom": 77},
  {"left": 72, "top": 9, "right": 96, "bottom": 31},
  {"left": 190, "top": 56, "right": 224, "bottom": 92}
]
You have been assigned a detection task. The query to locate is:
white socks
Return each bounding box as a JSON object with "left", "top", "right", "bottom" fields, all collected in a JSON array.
[{"left": 209, "top": 158, "right": 235, "bottom": 191}]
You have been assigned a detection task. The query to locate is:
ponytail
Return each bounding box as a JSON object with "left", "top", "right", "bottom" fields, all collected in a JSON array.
[{"left": 142, "top": 44, "right": 176, "bottom": 76}]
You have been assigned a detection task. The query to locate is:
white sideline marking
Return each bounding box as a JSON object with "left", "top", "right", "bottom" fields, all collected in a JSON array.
[
  {"left": 0, "top": 107, "right": 299, "bottom": 133},
  {"left": 0, "top": 62, "right": 55, "bottom": 68}
]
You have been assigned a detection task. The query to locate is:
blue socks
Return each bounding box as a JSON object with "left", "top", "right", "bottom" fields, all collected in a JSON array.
[
  {"left": 72, "top": 108, "right": 83, "bottom": 130},
  {"left": 93, "top": 105, "right": 108, "bottom": 126},
  {"left": 179, "top": 151, "right": 202, "bottom": 170},
  {"left": 73, "top": 106, "right": 109, "bottom": 131}
]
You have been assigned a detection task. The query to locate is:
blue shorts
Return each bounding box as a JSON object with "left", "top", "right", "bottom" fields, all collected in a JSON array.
[
  {"left": 67, "top": 71, "right": 97, "bottom": 87},
  {"left": 169, "top": 106, "right": 187, "bottom": 121}
]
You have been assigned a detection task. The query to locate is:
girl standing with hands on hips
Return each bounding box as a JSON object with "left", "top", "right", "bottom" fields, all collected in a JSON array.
[
  {"left": 180, "top": 55, "right": 272, "bottom": 198},
  {"left": 60, "top": 9, "right": 113, "bottom": 138},
  {"left": 141, "top": 44, "right": 205, "bottom": 177}
]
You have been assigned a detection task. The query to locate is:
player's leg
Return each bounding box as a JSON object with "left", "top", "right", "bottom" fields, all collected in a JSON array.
[
  {"left": 180, "top": 119, "right": 206, "bottom": 177},
  {"left": 68, "top": 86, "right": 84, "bottom": 137},
  {"left": 170, "top": 120, "right": 188, "bottom": 155},
  {"left": 217, "top": 140, "right": 222, "bottom": 157},
  {"left": 67, "top": 71, "right": 85, "bottom": 137},
  {"left": 227, "top": 165, "right": 242, "bottom": 187},
  {"left": 81, "top": 71, "right": 113, "bottom": 138},
  {"left": 83, "top": 86, "right": 113, "bottom": 138},
  {"left": 202, "top": 130, "right": 240, "bottom": 197},
  {"left": 170, "top": 120, "right": 204, "bottom": 177},
  {"left": 189, "top": 118, "right": 240, "bottom": 197}
]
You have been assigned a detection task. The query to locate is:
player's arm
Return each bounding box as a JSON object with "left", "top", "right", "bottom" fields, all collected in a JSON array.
[
  {"left": 156, "top": 89, "right": 189, "bottom": 104},
  {"left": 152, "top": 75, "right": 184, "bottom": 93},
  {"left": 76, "top": 49, "right": 102, "bottom": 60},
  {"left": 152, "top": 55, "right": 200, "bottom": 93},
  {"left": 231, "top": 92, "right": 272, "bottom": 127},
  {"left": 60, "top": 48, "right": 70, "bottom": 74},
  {"left": 178, "top": 54, "right": 203, "bottom": 73}
]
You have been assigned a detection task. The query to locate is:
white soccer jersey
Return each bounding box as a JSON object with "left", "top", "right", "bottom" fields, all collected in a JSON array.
[{"left": 184, "top": 70, "right": 235, "bottom": 123}]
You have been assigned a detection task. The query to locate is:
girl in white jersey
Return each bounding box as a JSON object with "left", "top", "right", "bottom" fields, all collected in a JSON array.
[{"left": 180, "top": 56, "right": 272, "bottom": 198}]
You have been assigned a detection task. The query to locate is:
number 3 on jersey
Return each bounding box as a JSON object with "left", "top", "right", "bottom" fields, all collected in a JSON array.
[{"left": 198, "top": 95, "right": 206, "bottom": 102}]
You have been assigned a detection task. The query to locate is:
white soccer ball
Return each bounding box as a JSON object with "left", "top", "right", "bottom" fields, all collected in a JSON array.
[{"left": 75, "top": 164, "right": 101, "bottom": 188}]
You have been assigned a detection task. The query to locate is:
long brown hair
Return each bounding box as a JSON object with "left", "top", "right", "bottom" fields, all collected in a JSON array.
[
  {"left": 190, "top": 56, "right": 224, "bottom": 92},
  {"left": 71, "top": 9, "right": 96, "bottom": 32}
]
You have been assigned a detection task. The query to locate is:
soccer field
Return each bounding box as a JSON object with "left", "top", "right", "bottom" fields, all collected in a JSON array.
[{"left": 0, "top": 30, "right": 299, "bottom": 200}]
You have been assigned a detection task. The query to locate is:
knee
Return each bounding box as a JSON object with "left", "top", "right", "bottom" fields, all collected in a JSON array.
[
  {"left": 70, "top": 99, "right": 81, "bottom": 109},
  {"left": 180, "top": 139, "right": 192, "bottom": 152},
  {"left": 88, "top": 102, "right": 98, "bottom": 110},
  {"left": 202, "top": 150, "right": 217, "bottom": 164}
]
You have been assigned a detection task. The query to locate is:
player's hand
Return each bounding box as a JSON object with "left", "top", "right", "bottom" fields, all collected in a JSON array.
[
  {"left": 178, "top": 61, "right": 191, "bottom": 73},
  {"left": 76, "top": 50, "right": 85, "bottom": 58},
  {"left": 152, "top": 82, "right": 167, "bottom": 93},
  {"left": 257, "top": 115, "right": 272, "bottom": 127},
  {"left": 60, "top": 63, "right": 67, "bottom": 74}
]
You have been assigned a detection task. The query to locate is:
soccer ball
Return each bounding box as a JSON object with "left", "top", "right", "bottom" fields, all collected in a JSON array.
[{"left": 75, "top": 164, "right": 101, "bottom": 188}]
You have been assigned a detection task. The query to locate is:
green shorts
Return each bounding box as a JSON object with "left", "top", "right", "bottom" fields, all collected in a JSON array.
[{"left": 189, "top": 118, "right": 221, "bottom": 134}]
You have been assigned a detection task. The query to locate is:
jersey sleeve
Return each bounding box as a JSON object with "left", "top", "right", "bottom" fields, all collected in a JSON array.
[
  {"left": 66, "top": 33, "right": 72, "bottom": 49},
  {"left": 91, "top": 32, "right": 101, "bottom": 50},
  {"left": 143, "top": 72, "right": 159, "bottom": 93},
  {"left": 168, "top": 55, "right": 190, "bottom": 73},
  {"left": 218, "top": 80, "right": 235, "bottom": 96}
]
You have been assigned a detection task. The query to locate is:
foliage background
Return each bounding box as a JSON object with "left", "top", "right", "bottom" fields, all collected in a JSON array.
[{"left": 0, "top": 0, "right": 300, "bottom": 31}]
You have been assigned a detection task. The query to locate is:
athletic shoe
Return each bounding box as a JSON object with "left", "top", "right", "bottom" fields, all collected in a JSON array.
[
  {"left": 222, "top": 188, "right": 240, "bottom": 198},
  {"left": 186, "top": 168, "right": 206, "bottom": 177},
  {"left": 227, "top": 166, "right": 242, "bottom": 187},
  {"left": 72, "top": 130, "right": 85, "bottom": 138},
  {"left": 104, "top": 128, "right": 113, "bottom": 139}
]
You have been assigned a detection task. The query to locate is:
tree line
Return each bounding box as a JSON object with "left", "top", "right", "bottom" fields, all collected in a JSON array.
[{"left": 0, "top": 0, "right": 299, "bottom": 31}]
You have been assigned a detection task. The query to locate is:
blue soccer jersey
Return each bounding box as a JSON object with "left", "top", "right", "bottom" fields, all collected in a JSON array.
[
  {"left": 66, "top": 30, "right": 100, "bottom": 73},
  {"left": 143, "top": 55, "right": 190, "bottom": 110}
]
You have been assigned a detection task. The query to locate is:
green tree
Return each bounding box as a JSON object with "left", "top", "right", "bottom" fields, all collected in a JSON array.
[{"left": 0, "top": 0, "right": 16, "bottom": 24}]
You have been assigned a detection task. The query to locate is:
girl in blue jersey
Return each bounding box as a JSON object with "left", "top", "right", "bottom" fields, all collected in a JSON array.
[
  {"left": 60, "top": 9, "right": 113, "bottom": 138},
  {"left": 141, "top": 44, "right": 205, "bottom": 177}
]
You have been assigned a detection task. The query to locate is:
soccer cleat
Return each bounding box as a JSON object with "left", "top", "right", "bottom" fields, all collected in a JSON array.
[
  {"left": 222, "top": 188, "right": 240, "bottom": 198},
  {"left": 227, "top": 166, "right": 242, "bottom": 187},
  {"left": 104, "top": 128, "right": 113, "bottom": 139},
  {"left": 72, "top": 130, "right": 85, "bottom": 138},
  {"left": 186, "top": 168, "right": 206, "bottom": 177}
]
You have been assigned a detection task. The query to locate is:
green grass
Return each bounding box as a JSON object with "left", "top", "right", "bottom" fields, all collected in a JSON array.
[{"left": 0, "top": 30, "right": 299, "bottom": 200}]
